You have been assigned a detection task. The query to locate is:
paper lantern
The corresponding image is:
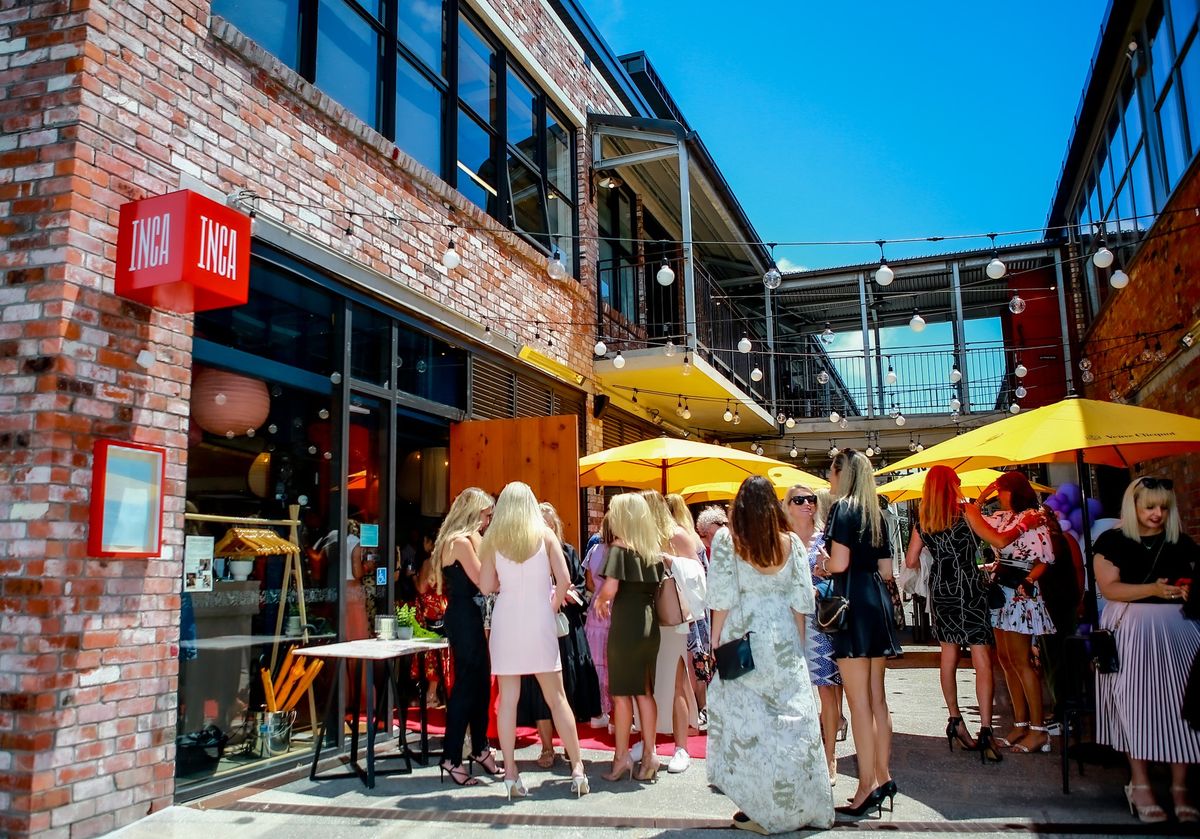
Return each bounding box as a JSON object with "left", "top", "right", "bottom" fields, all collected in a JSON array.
[
  {"left": 192, "top": 368, "right": 270, "bottom": 437},
  {"left": 247, "top": 452, "right": 271, "bottom": 497}
]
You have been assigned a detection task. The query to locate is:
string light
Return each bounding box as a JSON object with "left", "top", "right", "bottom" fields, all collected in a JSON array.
[
  {"left": 1110, "top": 268, "right": 1130, "bottom": 289},
  {"left": 885, "top": 356, "right": 897, "bottom": 386},
  {"left": 909, "top": 309, "right": 926, "bottom": 332},
  {"left": 733, "top": 407, "right": 741, "bottom": 425},
  {"left": 441, "top": 228, "right": 461, "bottom": 269},
  {"left": 1015, "top": 384, "right": 1028, "bottom": 399},
  {"left": 949, "top": 396, "right": 961, "bottom": 412},
  {"left": 949, "top": 366, "right": 962, "bottom": 383},
  {"left": 829, "top": 444, "right": 840, "bottom": 457},
  {"left": 763, "top": 243, "right": 782, "bottom": 289},
  {"left": 895, "top": 410, "right": 906, "bottom": 427},
  {"left": 750, "top": 366, "right": 763, "bottom": 382},
  {"left": 874, "top": 240, "right": 894, "bottom": 286},
  {"left": 656, "top": 258, "right": 675, "bottom": 287},
  {"left": 1008, "top": 294, "right": 1027, "bottom": 315},
  {"left": 1009, "top": 402, "right": 1021, "bottom": 414},
  {"left": 682, "top": 400, "right": 691, "bottom": 420},
  {"left": 817, "top": 369, "right": 830, "bottom": 385},
  {"left": 546, "top": 245, "right": 567, "bottom": 280},
  {"left": 986, "top": 233, "right": 1007, "bottom": 279},
  {"left": 785, "top": 415, "right": 796, "bottom": 428},
  {"left": 738, "top": 334, "right": 753, "bottom": 354},
  {"left": 1014, "top": 360, "right": 1028, "bottom": 378},
  {"left": 682, "top": 354, "right": 692, "bottom": 376},
  {"left": 723, "top": 402, "right": 733, "bottom": 423},
  {"left": 1093, "top": 241, "right": 1114, "bottom": 268},
  {"left": 664, "top": 337, "right": 677, "bottom": 357},
  {"left": 594, "top": 338, "right": 607, "bottom": 356},
  {"left": 613, "top": 351, "right": 625, "bottom": 369},
  {"left": 830, "top": 409, "right": 841, "bottom": 424},
  {"left": 820, "top": 322, "right": 835, "bottom": 345}
]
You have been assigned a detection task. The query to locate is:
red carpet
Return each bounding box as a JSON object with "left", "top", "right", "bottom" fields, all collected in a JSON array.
[{"left": 400, "top": 706, "right": 708, "bottom": 758}]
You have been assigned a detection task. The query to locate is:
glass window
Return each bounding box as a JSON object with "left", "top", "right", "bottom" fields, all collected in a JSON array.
[
  {"left": 1183, "top": 39, "right": 1200, "bottom": 152},
  {"left": 1123, "top": 86, "right": 1143, "bottom": 147},
  {"left": 1130, "top": 147, "right": 1155, "bottom": 226},
  {"left": 395, "top": 330, "right": 466, "bottom": 406},
  {"left": 507, "top": 154, "right": 549, "bottom": 245},
  {"left": 1109, "top": 116, "right": 1128, "bottom": 172},
  {"left": 546, "top": 110, "right": 572, "bottom": 196},
  {"left": 1172, "top": 0, "right": 1199, "bottom": 49},
  {"left": 1116, "top": 178, "right": 1135, "bottom": 232},
  {"left": 458, "top": 18, "right": 496, "bottom": 123},
  {"left": 398, "top": 0, "right": 444, "bottom": 73},
  {"left": 1153, "top": 14, "right": 1175, "bottom": 98},
  {"left": 350, "top": 303, "right": 391, "bottom": 385},
  {"left": 213, "top": 0, "right": 301, "bottom": 68},
  {"left": 395, "top": 60, "right": 443, "bottom": 174},
  {"left": 456, "top": 108, "right": 497, "bottom": 213},
  {"left": 316, "top": 0, "right": 381, "bottom": 128},
  {"left": 548, "top": 192, "right": 573, "bottom": 272},
  {"left": 506, "top": 68, "right": 537, "bottom": 160},
  {"left": 1158, "top": 80, "right": 1189, "bottom": 186}
]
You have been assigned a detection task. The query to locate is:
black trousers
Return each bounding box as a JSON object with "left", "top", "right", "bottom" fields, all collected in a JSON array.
[{"left": 441, "top": 599, "right": 490, "bottom": 766}]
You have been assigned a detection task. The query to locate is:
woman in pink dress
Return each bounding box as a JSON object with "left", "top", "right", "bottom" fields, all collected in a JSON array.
[{"left": 479, "top": 482, "right": 588, "bottom": 800}]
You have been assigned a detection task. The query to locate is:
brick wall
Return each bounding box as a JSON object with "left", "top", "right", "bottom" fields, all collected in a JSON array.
[
  {"left": 0, "top": 0, "right": 626, "bottom": 836},
  {"left": 1077, "top": 156, "right": 1200, "bottom": 537}
]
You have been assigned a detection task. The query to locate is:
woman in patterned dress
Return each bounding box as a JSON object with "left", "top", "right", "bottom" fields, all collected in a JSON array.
[
  {"left": 904, "top": 466, "right": 999, "bottom": 761},
  {"left": 965, "top": 471, "right": 1055, "bottom": 755},
  {"left": 785, "top": 483, "right": 843, "bottom": 782}
]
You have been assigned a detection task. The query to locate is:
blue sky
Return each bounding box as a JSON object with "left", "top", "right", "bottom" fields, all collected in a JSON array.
[{"left": 585, "top": 1, "right": 1108, "bottom": 271}]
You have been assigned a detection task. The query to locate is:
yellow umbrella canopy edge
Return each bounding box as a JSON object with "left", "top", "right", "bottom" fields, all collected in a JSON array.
[
  {"left": 876, "top": 468, "right": 1053, "bottom": 502},
  {"left": 578, "top": 437, "right": 789, "bottom": 494}
]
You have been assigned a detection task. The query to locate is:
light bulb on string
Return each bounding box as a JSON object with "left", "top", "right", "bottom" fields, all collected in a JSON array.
[
  {"left": 785, "top": 416, "right": 796, "bottom": 428},
  {"left": 874, "top": 240, "right": 894, "bottom": 286},
  {"left": 676, "top": 396, "right": 684, "bottom": 416},
  {"left": 830, "top": 410, "right": 841, "bottom": 424},
  {"left": 1009, "top": 402, "right": 1021, "bottom": 415},
  {"left": 829, "top": 444, "right": 840, "bottom": 457},
  {"left": 682, "top": 401, "right": 692, "bottom": 420},
  {"left": 986, "top": 233, "right": 1007, "bottom": 279},
  {"left": 885, "top": 357, "right": 897, "bottom": 386},
  {"left": 777, "top": 411, "right": 787, "bottom": 424},
  {"left": 949, "top": 366, "right": 962, "bottom": 384},
  {"left": 682, "top": 354, "right": 692, "bottom": 376},
  {"left": 763, "top": 244, "right": 782, "bottom": 289},
  {"left": 916, "top": 442, "right": 925, "bottom": 452},
  {"left": 1015, "top": 384, "right": 1028, "bottom": 399},
  {"left": 738, "top": 334, "right": 752, "bottom": 354},
  {"left": 1079, "top": 357, "right": 1093, "bottom": 371},
  {"left": 909, "top": 439, "right": 918, "bottom": 453},
  {"left": 820, "top": 322, "right": 835, "bottom": 345},
  {"left": 594, "top": 339, "right": 607, "bottom": 356},
  {"left": 1093, "top": 245, "right": 1114, "bottom": 268},
  {"left": 631, "top": 389, "right": 638, "bottom": 405},
  {"left": 817, "top": 369, "right": 830, "bottom": 385},
  {"left": 803, "top": 452, "right": 809, "bottom": 465},
  {"left": 751, "top": 366, "right": 763, "bottom": 382},
  {"left": 790, "top": 445, "right": 799, "bottom": 459},
  {"left": 1110, "top": 269, "right": 1130, "bottom": 289},
  {"left": 895, "top": 412, "right": 906, "bottom": 427},
  {"left": 1014, "top": 361, "right": 1028, "bottom": 378},
  {"left": 723, "top": 403, "right": 733, "bottom": 423},
  {"left": 441, "top": 229, "right": 461, "bottom": 269},
  {"left": 865, "top": 446, "right": 874, "bottom": 457},
  {"left": 546, "top": 245, "right": 567, "bottom": 280},
  {"left": 909, "top": 309, "right": 926, "bottom": 332},
  {"left": 1081, "top": 368, "right": 1095, "bottom": 383},
  {"left": 1008, "top": 294, "right": 1027, "bottom": 315},
  {"left": 664, "top": 337, "right": 677, "bottom": 357},
  {"left": 949, "top": 396, "right": 961, "bottom": 412},
  {"left": 656, "top": 258, "right": 675, "bottom": 286},
  {"left": 612, "top": 351, "right": 625, "bottom": 369},
  {"left": 733, "top": 408, "right": 741, "bottom": 425},
  {"left": 483, "top": 323, "right": 493, "bottom": 344},
  {"left": 839, "top": 416, "right": 848, "bottom": 429},
  {"left": 1154, "top": 340, "right": 1166, "bottom": 361}
]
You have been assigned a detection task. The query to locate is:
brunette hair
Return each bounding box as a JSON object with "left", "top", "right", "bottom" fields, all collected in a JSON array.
[
  {"left": 730, "top": 476, "right": 790, "bottom": 568},
  {"left": 919, "top": 465, "right": 963, "bottom": 533},
  {"left": 996, "top": 471, "right": 1039, "bottom": 513}
]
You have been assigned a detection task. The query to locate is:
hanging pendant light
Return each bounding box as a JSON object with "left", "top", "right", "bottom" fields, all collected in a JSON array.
[
  {"left": 785, "top": 416, "right": 796, "bottom": 428},
  {"left": 1014, "top": 360, "right": 1028, "bottom": 378},
  {"left": 750, "top": 366, "right": 763, "bottom": 382},
  {"left": 738, "top": 334, "right": 753, "bottom": 354},
  {"left": 664, "top": 337, "right": 677, "bottom": 357},
  {"left": 1093, "top": 244, "right": 1114, "bottom": 268},
  {"left": 593, "top": 339, "right": 607, "bottom": 356},
  {"left": 817, "top": 369, "right": 830, "bottom": 385},
  {"left": 656, "top": 258, "right": 675, "bottom": 286},
  {"left": 1015, "top": 384, "right": 1028, "bottom": 399},
  {"left": 986, "top": 233, "right": 1007, "bottom": 279},
  {"left": 682, "top": 400, "right": 691, "bottom": 420},
  {"left": 874, "top": 240, "right": 894, "bottom": 286},
  {"left": 612, "top": 351, "right": 625, "bottom": 369},
  {"left": 829, "top": 410, "right": 841, "bottom": 424},
  {"left": 885, "top": 356, "right": 897, "bottom": 386},
  {"left": 441, "top": 229, "right": 462, "bottom": 269},
  {"left": 546, "top": 245, "right": 567, "bottom": 280},
  {"left": 895, "top": 411, "right": 906, "bottom": 426},
  {"left": 1110, "top": 268, "right": 1130, "bottom": 289},
  {"left": 682, "top": 354, "right": 692, "bottom": 376},
  {"left": 763, "top": 244, "right": 782, "bottom": 289},
  {"left": 732, "top": 408, "right": 741, "bottom": 425},
  {"left": 909, "top": 309, "right": 926, "bottom": 332},
  {"left": 949, "top": 366, "right": 962, "bottom": 384},
  {"left": 1008, "top": 294, "right": 1027, "bottom": 314},
  {"left": 949, "top": 396, "right": 961, "bottom": 412},
  {"left": 723, "top": 403, "right": 733, "bottom": 423},
  {"left": 820, "top": 322, "right": 835, "bottom": 344},
  {"left": 790, "top": 444, "right": 799, "bottom": 459}
]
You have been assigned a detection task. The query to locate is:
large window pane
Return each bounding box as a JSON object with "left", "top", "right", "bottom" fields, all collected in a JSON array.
[
  {"left": 459, "top": 18, "right": 496, "bottom": 123},
  {"left": 1108, "top": 116, "right": 1128, "bottom": 172},
  {"left": 1152, "top": 14, "right": 1175, "bottom": 98},
  {"left": 1183, "top": 40, "right": 1200, "bottom": 153},
  {"left": 1123, "top": 86, "right": 1143, "bottom": 147},
  {"left": 508, "top": 154, "right": 549, "bottom": 245},
  {"left": 395, "top": 60, "right": 443, "bottom": 174},
  {"left": 548, "top": 191, "right": 574, "bottom": 275},
  {"left": 457, "top": 108, "right": 497, "bottom": 213},
  {"left": 506, "top": 68, "right": 537, "bottom": 159},
  {"left": 1172, "top": 0, "right": 1199, "bottom": 49},
  {"left": 1158, "top": 81, "right": 1188, "bottom": 187},
  {"left": 350, "top": 303, "right": 390, "bottom": 386},
  {"left": 399, "top": 0, "right": 444, "bottom": 73},
  {"left": 316, "top": 0, "right": 380, "bottom": 128},
  {"left": 212, "top": 0, "right": 301, "bottom": 69},
  {"left": 1130, "top": 146, "right": 1155, "bottom": 225},
  {"left": 546, "top": 112, "right": 572, "bottom": 195}
]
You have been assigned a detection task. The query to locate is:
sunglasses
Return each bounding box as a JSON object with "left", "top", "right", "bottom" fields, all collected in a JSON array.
[
  {"left": 1137, "top": 476, "right": 1174, "bottom": 490},
  {"left": 788, "top": 495, "right": 818, "bottom": 506}
]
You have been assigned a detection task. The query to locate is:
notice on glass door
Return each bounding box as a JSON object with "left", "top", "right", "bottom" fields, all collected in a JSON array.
[{"left": 184, "top": 535, "right": 214, "bottom": 593}]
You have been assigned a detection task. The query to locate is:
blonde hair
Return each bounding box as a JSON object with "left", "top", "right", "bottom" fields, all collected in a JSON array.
[
  {"left": 919, "top": 465, "right": 964, "bottom": 534},
  {"left": 431, "top": 487, "right": 493, "bottom": 593},
  {"left": 665, "top": 493, "right": 697, "bottom": 535},
  {"left": 830, "top": 449, "right": 883, "bottom": 547},
  {"left": 815, "top": 488, "right": 834, "bottom": 529},
  {"left": 539, "top": 501, "right": 564, "bottom": 543},
  {"left": 638, "top": 489, "right": 677, "bottom": 550},
  {"left": 482, "top": 482, "right": 545, "bottom": 563},
  {"left": 598, "top": 512, "right": 613, "bottom": 545},
  {"left": 1120, "top": 477, "right": 1181, "bottom": 543},
  {"left": 608, "top": 493, "right": 663, "bottom": 560}
]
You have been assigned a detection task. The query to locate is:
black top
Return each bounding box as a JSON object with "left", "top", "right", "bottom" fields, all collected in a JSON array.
[
  {"left": 825, "top": 500, "right": 901, "bottom": 659},
  {"left": 442, "top": 559, "right": 480, "bottom": 603},
  {"left": 826, "top": 501, "right": 892, "bottom": 567},
  {"left": 1093, "top": 527, "right": 1197, "bottom": 604}
]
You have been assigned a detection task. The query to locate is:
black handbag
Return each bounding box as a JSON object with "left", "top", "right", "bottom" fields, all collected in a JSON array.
[
  {"left": 714, "top": 631, "right": 755, "bottom": 680},
  {"left": 1089, "top": 628, "right": 1119, "bottom": 673},
  {"left": 816, "top": 552, "right": 851, "bottom": 634}
]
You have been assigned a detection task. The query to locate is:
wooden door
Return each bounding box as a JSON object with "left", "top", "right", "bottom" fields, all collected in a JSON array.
[{"left": 449, "top": 415, "right": 580, "bottom": 551}]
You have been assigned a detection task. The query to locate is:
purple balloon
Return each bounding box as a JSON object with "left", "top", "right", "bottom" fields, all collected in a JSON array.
[
  {"left": 1059, "top": 483, "right": 1081, "bottom": 505},
  {"left": 1069, "top": 508, "right": 1084, "bottom": 533},
  {"left": 1086, "top": 498, "right": 1103, "bottom": 519},
  {"left": 1059, "top": 516, "right": 1073, "bottom": 533},
  {"left": 1045, "top": 497, "right": 1063, "bottom": 512}
]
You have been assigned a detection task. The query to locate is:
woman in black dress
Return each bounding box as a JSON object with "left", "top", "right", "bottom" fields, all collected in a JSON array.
[
  {"left": 904, "top": 465, "right": 998, "bottom": 761},
  {"left": 825, "top": 449, "right": 901, "bottom": 817},
  {"left": 433, "top": 487, "right": 499, "bottom": 786}
]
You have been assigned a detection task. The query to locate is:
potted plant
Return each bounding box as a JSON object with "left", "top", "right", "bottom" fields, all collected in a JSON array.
[{"left": 395, "top": 604, "right": 417, "bottom": 640}]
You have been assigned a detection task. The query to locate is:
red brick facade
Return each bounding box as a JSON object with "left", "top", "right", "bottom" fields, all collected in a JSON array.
[
  {"left": 0, "top": 1, "right": 626, "bottom": 836},
  {"left": 1075, "top": 156, "right": 1200, "bottom": 536}
]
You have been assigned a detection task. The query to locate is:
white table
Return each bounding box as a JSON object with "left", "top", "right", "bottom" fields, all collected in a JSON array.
[{"left": 295, "top": 637, "right": 449, "bottom": 788}]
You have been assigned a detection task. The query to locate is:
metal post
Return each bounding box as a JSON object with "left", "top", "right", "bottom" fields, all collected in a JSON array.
[
  {"left": 1077, "top": 450, "right": 1098, "bottom": 625},
  {"left": 765, "top": 280, "right": 776, "bottom": 411},
  {"left": 857, "top": 272, "right": 874, "bottom": 418},
  {"left": 678, "top": 140, "right": 697, "bottom": 354},
  {"left": 1054, "top": 254, "right": 1075, "bottom": 392},
  {"left": 951, "top": 261, "right": 970, "bottom": 413}
]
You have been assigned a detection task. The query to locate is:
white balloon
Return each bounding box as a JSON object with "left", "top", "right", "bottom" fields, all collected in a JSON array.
[{"left": 1090, "top": 517, "right": 1121, "bottom": 542}]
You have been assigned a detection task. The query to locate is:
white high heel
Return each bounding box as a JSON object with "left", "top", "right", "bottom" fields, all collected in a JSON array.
[
  {"left": 504, "top": 775, "right": 528, "bottom": 800},
  {"left": 570, "top": 772, "right": 590, "bottom": 797}
]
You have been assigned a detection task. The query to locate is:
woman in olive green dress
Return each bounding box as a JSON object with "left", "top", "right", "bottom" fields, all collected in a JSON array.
[{"left": 592, "top": 492, "right": 664, "bottom": 783}]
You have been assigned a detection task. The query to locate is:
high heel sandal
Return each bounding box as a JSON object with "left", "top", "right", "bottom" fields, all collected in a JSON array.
[
  {"left": 835, "top": 787, "right": 885, "bottom": 818},
  {"left": 602, "top": 754, "right": 635, "bottom": 782},
  {"left": 1171, "top": 786, "right": 1199, "bottom": 823},
  {"left": 503, "top": 775, "right": 528, "bottom": 800},
  {"left": 536, "top": 747, "right": 556, "bottom": 769},
  {"left": 877, "top": 780, "right": 898, "bottom": 811},
  {"left": 836, "top": 715, "right": 848, "bottom": 742},
  {"left": 995, "top": 721, "right": 1027, "bottom": 747},
  {"left": 1124, "top": 784, "right": 1167, "bottom": 823},
  {"left": 976, "top": 727, "right": 1003, "bottom": 764},
  {"left": 945, "top": 716, "right": 977, "bottom": 751},
  {"left": 636, "top": 754, "right": 661, "bottom": 782},
  {"left": 1009, "top": 724, "right": 1051, "bottom": 754},
  {"left": 570, "top": 769, "right": 590, "bottom": 797},
  {"left": 439, "top": 760, "right": 480, "bottom": 786},
  {"left": 468, "top": 748, "right": 503, "bottom": 776}
]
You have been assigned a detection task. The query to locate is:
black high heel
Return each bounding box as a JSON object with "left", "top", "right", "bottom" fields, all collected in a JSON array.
[
  {"left": 835, "top": 787, "right": 885, "bottom": 818},
  {"left": 945, "top": 716, "right": 977, "bottom": 751},
  {"left": 877, "top": 779, "right": 897, "bottom": 811},
  {"left": 439, "top": 760, "right": 480, "bottom": 786},
  {"left": 977, "top": 727, "right": 1003, "bottom": 764},
  {"left": 468, "top": 748, "right": 503, "bottom": 776}
]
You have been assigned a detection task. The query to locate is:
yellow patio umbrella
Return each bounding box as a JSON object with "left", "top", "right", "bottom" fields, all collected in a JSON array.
[
  {"left": 877, "top": 468, "right": 1053, "bottom": 503},
  {"left": 679, "top": 467, "right": 829, "bottom": 504},
  {"left": 579, "top": 437, "right": 788, "bottom": 494},
  {"left": 878, "top": 397, "right": 1200, "bottom": 474}
]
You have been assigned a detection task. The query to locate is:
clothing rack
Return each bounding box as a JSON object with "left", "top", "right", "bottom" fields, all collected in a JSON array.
[{"left": 184, "top": 505, "right": 319, "bottom": 735}]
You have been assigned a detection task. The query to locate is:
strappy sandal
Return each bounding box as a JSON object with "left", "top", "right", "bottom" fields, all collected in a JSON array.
[
  {"left": 1009, "top": 725, "right": 1051, "bottom": 754},
  {"left": 1125, "top": 783, "right": 1167, "bottom": 823},
  {"left": 536, "top": 747, "right": 556, "bottom": 768},
  {"left": 994, "top": 721, "right": 1027, "bottom": 747},
  {"left": 469, "top": 748, "right": 503, "bottom": 776},
  {"left": 1172, "top": 786, "right": 1199, "bottom": 823}
]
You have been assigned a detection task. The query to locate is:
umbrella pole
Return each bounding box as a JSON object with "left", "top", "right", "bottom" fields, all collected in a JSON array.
[
  {"left": 661, "top": 460, "right": 667, "bottom": 496},
  {"left": 1076, "top": 450, "right": 1099, "bottom": 625}
]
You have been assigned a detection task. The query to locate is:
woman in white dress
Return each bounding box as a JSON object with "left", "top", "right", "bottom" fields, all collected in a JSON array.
[
  {"left": 708, "top": 476, "right": 835, "bottom": 834},
  {"left": 478, "top": 482, "right": 588, "bottom": 800}
]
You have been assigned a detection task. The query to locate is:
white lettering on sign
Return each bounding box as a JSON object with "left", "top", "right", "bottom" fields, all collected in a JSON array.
[
  {"left": 196, "top": 215, "right": 238, "bottom": 281},
  {"left": 129, "top": 213, "right": 171, "bottom": 271}
]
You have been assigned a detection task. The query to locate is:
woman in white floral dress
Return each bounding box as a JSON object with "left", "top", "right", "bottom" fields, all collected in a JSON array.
[{"left": 708, "top": 476, "right": 835, "bottom": 834}]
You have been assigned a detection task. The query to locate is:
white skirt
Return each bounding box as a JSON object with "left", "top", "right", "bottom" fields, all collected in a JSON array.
[
  {"left": 1096, "top": 602, "right": 1200, "bottom": 763},
  {"left": 991, "top": 584, "right": 1056, "bottom": 635}
]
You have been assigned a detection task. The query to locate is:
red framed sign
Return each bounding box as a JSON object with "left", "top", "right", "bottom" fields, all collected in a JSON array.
[{"left": 88, "top": 439, "right": 167, "bottom": 558}]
